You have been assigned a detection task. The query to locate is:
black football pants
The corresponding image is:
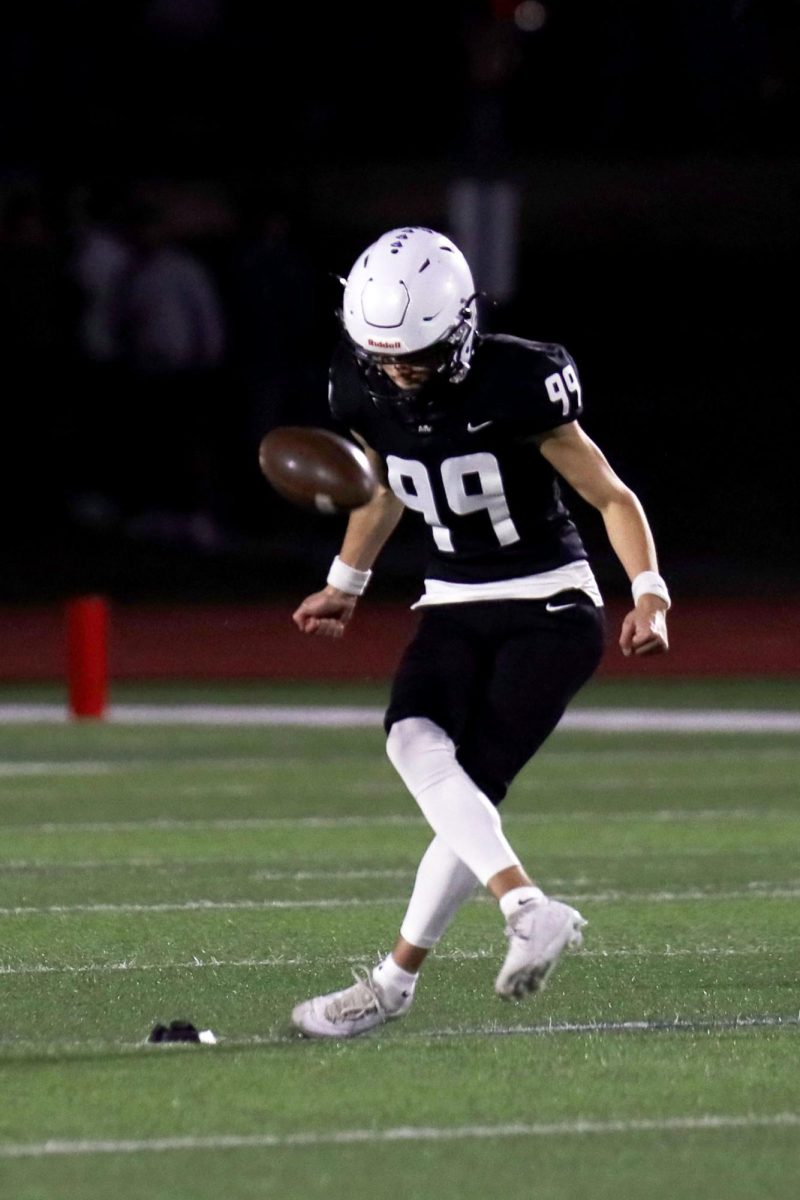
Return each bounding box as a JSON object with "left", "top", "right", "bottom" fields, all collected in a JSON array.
[{"left": 384, "top": 592, "right": 605, "bottom": 805}]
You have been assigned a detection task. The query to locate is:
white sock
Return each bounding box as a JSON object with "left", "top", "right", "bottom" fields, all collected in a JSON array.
[
  {"left": 499, "top": 885, "right": 546, "bottom": 921},
  {"left": 386, "top": 717, "right": 521, "bottom": 886},
  {"left": 399, "top": 835, "right": 479, "bottom": 949},
  {"left": 372, "top": 953, "right": 417, "bottom": 1010}
]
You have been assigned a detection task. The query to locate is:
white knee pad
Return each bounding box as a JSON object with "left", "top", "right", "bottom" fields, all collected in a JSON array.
[{"left": 386, "top": 716, "right": 460, "bottom": 795}]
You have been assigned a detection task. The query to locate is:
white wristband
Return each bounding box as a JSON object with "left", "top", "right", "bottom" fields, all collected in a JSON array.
[
  {"left": 326, "top": 555, "right": 372, "bottom": 597},
  {"left": 632, "top": 571, "right": 671, "bottom": 609}
]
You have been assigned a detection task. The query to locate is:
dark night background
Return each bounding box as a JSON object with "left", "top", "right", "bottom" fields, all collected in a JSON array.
[{"left": 1, "top": 0, "right": 798, "bottom": 611}]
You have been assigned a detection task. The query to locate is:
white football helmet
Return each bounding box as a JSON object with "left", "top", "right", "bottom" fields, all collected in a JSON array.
[{"left": 341, "top": 227, "right": 477, "bottom": 383}]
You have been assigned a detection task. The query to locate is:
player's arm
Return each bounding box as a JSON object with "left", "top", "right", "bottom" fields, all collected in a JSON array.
[
  {"left": 536, "top": 422, "right": 669, "bottom": 656},
  {"left": 293, "top": 439, "right": 404, "bottom": 639}
]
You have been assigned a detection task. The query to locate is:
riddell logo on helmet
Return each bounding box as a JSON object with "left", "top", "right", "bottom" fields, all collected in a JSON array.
[{"left": 367, "top": 338, "right": 403, "bottom": 350}]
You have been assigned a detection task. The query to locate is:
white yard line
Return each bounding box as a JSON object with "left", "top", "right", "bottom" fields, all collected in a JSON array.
[
  {"left": 0, "top": 896, "right": 410, "bottom": 916},
  {"left": 0, "top": 944, "right": 790, "bottom": 978},
  {"left": 1, "top": 1111, "right": 798, "bottom": 1159},
  {"left": 3, "top": 814, "right": 426, "bottom": 834},
  {"left": 0, "top": 862, "right": 598, "bottom": 885},
  {"left": 4, "top": 806, "right": 799, "bottom": 837},
  {"left": 1, "top": 884, "right": 799, "bottom": 917},
  {"left": 2, "top": 703, "right": 800, "bottom": 732},
  {"left": 0, "top": 762, "right": 118, "bottom": 777},
  {"left": 1, "top": 765, "right": 789, "bottom": 789},
  {"left": 0, "top": 856, "right": 793, "bottom": 880},
  {"left": 0, "top": 757, "right": 350, "bottom": 778},
  {"left": 566, "top": 885, "right": 800, "bottom": 902},
  {"left": 1, "top": 1013, "right": 797, "bottom": 1056},
  {"left": 412, "top": 1015, "right": 800, "bottom": 1040},
  {"left": 564, "top": 710, "right": 800, "bottom": 733},
  {"left": 0, "top": 950, "right": 496, "bottom": 977},
  {"left": 0, "top": 862, "right": 421, "bottom": 878}
]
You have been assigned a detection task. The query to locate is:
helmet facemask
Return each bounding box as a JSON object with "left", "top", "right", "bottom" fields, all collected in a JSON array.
[
  {"left": 342, "top": 301, "right": 476, "bottom": 377},
  {"left": 340, "top": 307, "right": 476, "bottom": 432}
]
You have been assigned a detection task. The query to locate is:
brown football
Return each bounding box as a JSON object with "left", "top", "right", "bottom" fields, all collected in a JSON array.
[{"left": 258, "top": 426, "right": 378, "bottom": 514}]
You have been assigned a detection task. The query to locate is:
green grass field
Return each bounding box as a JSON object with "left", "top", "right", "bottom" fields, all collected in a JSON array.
[{"left": 1, "top": 678, "right": 799, "bottom": 1199}]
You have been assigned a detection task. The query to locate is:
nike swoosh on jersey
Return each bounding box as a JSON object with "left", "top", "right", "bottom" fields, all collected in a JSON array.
[
  {"left": 466, "top": 420, "right": 493, "bottom": 433},
  {"left": 546, "top": 601, "right": 578, "bottom": 612}
]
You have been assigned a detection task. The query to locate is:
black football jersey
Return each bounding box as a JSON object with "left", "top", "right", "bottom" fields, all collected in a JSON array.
[{"left": 329, "top": 333, "right": 589, "bottom": 584}]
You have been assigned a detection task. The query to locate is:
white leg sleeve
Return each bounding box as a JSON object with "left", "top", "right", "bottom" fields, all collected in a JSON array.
[
  {"left": 386, "top": 716, "right": 521, "bottom": 887},
  {"left": 399, "top": 835, "right": 479, "bottom": 949}
]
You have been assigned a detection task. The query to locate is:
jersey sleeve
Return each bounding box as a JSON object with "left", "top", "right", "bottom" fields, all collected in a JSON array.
[
  {"left": 533, "top": 342, "right": 583, "bottom": 431},
  {"left": 482, "top": 336, "right": 584, "bottom": 435}
]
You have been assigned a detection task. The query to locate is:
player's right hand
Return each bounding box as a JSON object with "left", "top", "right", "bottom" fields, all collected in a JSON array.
[{"left": 292, "top": 587, "right": 358, "bottom": 638}]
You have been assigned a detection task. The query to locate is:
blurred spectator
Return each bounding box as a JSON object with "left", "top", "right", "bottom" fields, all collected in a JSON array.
[
  {"left": 116, "top": 200, "right": 224, "bottom": 375},
  {"left": 65, "top": 184, "right": 131, "bottom": 531},
  {"left": 111, "top": 199, "right": 227, "bottom": 549},
  {"left": 71, "top": 185, "right": 131, "bottom": 364}
]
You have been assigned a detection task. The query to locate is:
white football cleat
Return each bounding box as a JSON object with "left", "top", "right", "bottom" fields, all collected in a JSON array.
[
  {"left": 291, "top": 967, "right": 414, "bottom": 1039},
  {"left": 495, "top": 896, "right": 587, "bottom": 999}
]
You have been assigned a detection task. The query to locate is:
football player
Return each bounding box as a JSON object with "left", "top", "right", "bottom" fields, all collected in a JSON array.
[{"left": 291, "top": 226, "right": 669, "bottom": 1037}]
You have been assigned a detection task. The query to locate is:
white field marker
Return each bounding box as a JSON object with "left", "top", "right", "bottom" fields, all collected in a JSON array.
[
  {"left": 0, "top": 1112, "right": 799, "bottom": 1159},
  {"left": 1, "top": 703, "right": 800, "bottom": 733}
]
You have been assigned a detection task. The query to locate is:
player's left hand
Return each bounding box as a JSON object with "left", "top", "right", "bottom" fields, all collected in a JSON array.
[{"left": 619, "top": 599, "right": 669, "bottom": 657}]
